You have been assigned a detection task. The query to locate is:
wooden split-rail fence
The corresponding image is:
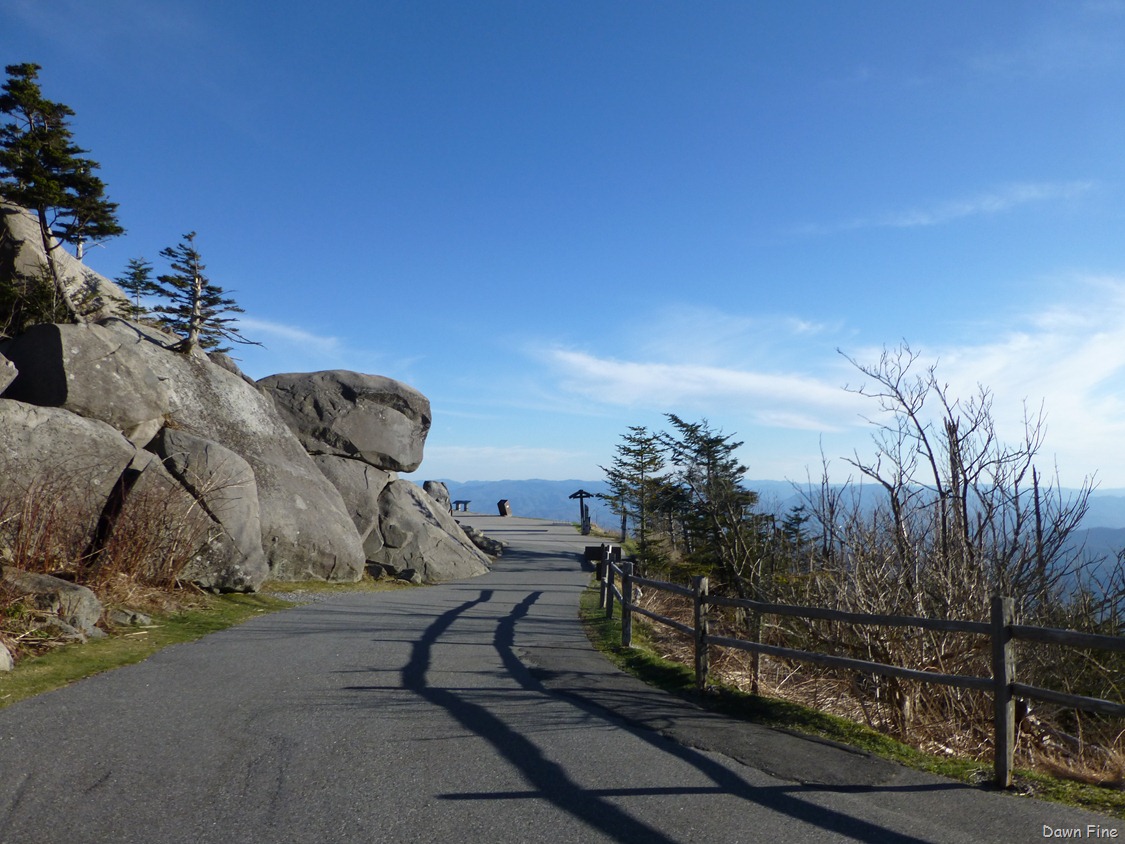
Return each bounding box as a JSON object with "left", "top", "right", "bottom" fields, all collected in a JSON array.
[{"left": 593, "top": 552, "right": 1125, "bottom": 788}]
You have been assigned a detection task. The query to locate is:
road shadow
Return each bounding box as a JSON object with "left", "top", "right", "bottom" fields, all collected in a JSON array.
[{"left": 346, "top": 587, "right": 944, "bottom": 844}]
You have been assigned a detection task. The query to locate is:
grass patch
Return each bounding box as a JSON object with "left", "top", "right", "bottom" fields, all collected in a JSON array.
[
  {"left": 0, "top": 572, "right": 417, "bottom": 710},
  {"left": 579, "top": 583, "right": 1125, "bottom": 819},
  {"left": 0, "top": 592, "right": 291, "bottom": 710}
]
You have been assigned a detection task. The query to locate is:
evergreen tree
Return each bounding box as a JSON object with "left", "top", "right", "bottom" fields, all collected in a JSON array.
[
  {"left": 0, "top": 63, "right": 123, "bottom": 321},
  {"left": 150, "top": 232, "right": 257, "bottom": 354},
  {"left": 114, "top": 257, "right": 155, "bottom": 319},
  {"left": 659, "top": 414, "right": 764, "bottom": 595},
  {"left": 600, "top": 426, "right": 666, "bottom": 574}
]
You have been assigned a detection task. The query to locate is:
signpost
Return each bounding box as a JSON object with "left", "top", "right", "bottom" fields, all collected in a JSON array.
[{"left": 568, "top": 489, "right": 595, "bottom": 536}]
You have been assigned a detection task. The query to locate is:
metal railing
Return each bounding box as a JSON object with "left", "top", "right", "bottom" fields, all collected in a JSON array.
[{"left": 595, "top": 557, "right": 1125, "bottom": 788}]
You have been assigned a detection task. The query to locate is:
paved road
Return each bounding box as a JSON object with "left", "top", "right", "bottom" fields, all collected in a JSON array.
[{"left": 0, "top": 514, "right": 1118, "bottom": 843}]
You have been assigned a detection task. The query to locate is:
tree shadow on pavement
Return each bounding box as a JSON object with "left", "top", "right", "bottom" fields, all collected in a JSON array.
[{"left": 393, "top": 588, "right": 938, "bottom": 844}]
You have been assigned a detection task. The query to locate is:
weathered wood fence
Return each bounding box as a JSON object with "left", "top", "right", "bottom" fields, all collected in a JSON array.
[{"left": 596, "top": 556, "right": 1125, "bottom": 788}]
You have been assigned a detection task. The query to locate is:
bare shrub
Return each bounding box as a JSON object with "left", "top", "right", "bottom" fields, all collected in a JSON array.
[
  {"left": 0, "top": 457, "right": 226, "bottom": 661},
  {"left": 0, "top": 467, "right": 97, "bottom": 574},
  {"left": 86, "top": 466, "right": 216, "bottom": 593}
]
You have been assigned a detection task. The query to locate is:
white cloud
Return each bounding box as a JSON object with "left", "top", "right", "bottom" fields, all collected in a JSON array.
[
  {"left": 237, "top": 317, "right": 344, "bottom": 355},
  {"left": 542, "top": 348, "right": 863, "bottom": 432},
  {"left": 231, "top": 317, "right": 411, "bottom": 381},
  {"left": 878, "top": 182, "right": 1094, "bottom": 228},
  {"left": 844, "top": 276, "right": 1125, "bottom": 485},
  {"left": 520, "top": 278, "right": 1125, "bottom": 486},
  {"left": 801, "top": 181, "right": 1094, "bottom": 235}
]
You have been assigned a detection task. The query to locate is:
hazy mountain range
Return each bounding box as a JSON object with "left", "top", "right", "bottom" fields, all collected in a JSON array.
[{"left": 441, "top": 478, "right": 1125, "bottom": 562}]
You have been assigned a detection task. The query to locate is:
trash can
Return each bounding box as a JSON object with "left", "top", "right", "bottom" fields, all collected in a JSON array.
[{"left": 497, "top": 499, "right": 512, "bottom": 516}]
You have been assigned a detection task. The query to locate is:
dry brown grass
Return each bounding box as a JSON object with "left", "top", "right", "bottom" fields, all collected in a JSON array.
[
  {"left": 629, "top": 585, "right": 1125, "bottom": 787},
  {"left": 0, "top": 462, "right": 219, "bottom": 665}
]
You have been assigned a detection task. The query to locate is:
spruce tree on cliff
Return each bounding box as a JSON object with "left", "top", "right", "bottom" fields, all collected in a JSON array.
[
  {"left": 114, "top": 257, "right": 155, "bottom": 320},
  {"left": 151, "top": 232, "right": 258, "bottom": 354},
  {"left": 0, "top": 63, "right": 123, "bottom": 322}
]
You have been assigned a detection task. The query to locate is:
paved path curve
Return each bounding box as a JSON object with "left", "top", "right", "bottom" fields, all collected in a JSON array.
[{"left": 0, "top": 515, "right": 1117, "bottom": 843}]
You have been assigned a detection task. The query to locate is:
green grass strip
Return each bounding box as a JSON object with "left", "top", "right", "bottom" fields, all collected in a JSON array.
[
  {"left": 0, "top": 593, "right": 291, "bottom": 709},
  {"left": 579, "top": 583, "right": 1125, "bottom": 819}
]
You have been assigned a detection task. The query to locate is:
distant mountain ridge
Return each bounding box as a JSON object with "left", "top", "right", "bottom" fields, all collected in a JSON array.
[
  {"left": 439, "top": 478, "right": 1125, "bottom": 561},
  {"left": 441, "top": 479, "right": 615, "bottom": 524}
]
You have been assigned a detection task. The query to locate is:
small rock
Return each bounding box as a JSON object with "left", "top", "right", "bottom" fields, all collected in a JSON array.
[
  {"left": 109, "top": 608, "right": 153, "bottom": 626},
  {"left": 460, "top": 523, "right": 506, "bottom": 557},
  {"left": 2, "top": 568, "right": 103, "bottom": 636}
]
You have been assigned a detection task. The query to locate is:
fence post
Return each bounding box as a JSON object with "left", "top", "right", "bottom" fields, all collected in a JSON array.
[
  {"left": 991, "top": 595, "right": 1016, "bottom": 788},
  {"left": 605, "top": 560, "right": 616, "bottom": 620},
  {"left": 694, "top": 575, "right": 709, "bottom": 693},
  {"left": 621, "top": 562, "right": 633, "bottom": 648}
]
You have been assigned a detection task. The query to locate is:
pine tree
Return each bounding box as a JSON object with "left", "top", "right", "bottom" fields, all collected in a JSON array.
[
  {"left": 659, "top": 414, "right": 763, "bottom": 594},
  {"left": 600, "top": 426, "right": 666, "bottom": 575},
  {"left": 114, "top": 257, "right": 154, "bottom": 319},
  {"left": 0, "top": 63, "right": 123, "bottom": 321},
  {"left": 150, "top": 232, "right": 257, "bottom": 354}
]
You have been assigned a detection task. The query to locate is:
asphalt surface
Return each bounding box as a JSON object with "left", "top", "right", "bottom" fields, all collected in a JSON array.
[{"left": 0, "top": 513, "right": 1119, "bottom": 843}]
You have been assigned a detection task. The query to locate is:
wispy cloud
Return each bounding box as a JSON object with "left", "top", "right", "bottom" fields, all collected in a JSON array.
[
  {"left": 413, "top": 444, "right": 593, "bottom": 482},
  {"left": 878, "top": 182, "right": 1094, "bottom": 228},
  {"left": 232, "top": 317, "right": 412, "bottom": 381},
  {"left": 801, "top": 181, "right": 1094, "bottom": 235},
  {"left": 542, "top": 348, "right": 862, "bottom": 432},
  {"left": 238, "top": 317, "right": 344, "bottom": 355},
  {"left": 844, "top": 275, "right": 1125, "bottom": 484},
  {"left": 522, "top": 278, "right": 1125, "bottom": 485}
]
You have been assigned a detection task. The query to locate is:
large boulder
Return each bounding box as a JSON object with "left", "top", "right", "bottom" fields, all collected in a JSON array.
[
  {"left": 0, "top": 322, "right": 170, "bottom": 446},
  {"left": 146, "top": 430, "right": 269, "bottom": 591},
  {"left": 0, "top": 399, "right": 137, "bottom": 561},
  {"left": 110, "top": 451, "right": 225, "bottom": 590},
  {"left": 369, "top": 480, "right": 491, "bottom": 583},
  {"left": 3, "top": 568, "right": 103, "bottom": 638},
  {"left": 259, "top": 370, "right": 431, "bottom": 472},
  {"left": 95, "top": 320, "right": 365, "bottom": 582},
  {"left": 422, "top": 480, "right": 452, "bottom": 513},
  {"left": 0, "top": 201, "right": 130, "bottom": 322},
  {"left": 312, "top": 456, "right": 395, "bottom": 559}
]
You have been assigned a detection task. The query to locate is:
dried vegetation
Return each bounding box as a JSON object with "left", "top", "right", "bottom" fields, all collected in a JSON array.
[{"left": 0, "top": 463, "right": 217, "bottom": 664}]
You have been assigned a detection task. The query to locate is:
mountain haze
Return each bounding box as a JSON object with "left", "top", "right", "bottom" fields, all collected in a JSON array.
[{"left": 439, "top": 479, "right": 1125, "bottom": 562}]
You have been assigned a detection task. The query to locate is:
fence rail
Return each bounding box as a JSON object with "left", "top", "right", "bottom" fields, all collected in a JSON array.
[{"left": 592, "top": 553, "right": 1125, "bottom": 788}]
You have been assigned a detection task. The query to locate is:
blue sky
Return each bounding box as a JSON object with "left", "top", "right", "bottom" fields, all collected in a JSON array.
[{"left": 5, "top": 1, "right": 1125, "bottom": 486}]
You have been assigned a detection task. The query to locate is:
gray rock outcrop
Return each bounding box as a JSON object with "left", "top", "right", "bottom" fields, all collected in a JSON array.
[
  {"left": 312, "top": 456, "right": 395, "bottom": 559},
  {"left": 148, "top": 430, "right": 269, "bottom": 591},
  {"left": 422, "top": 480, "right": 452, "bottom": 513},
  {"left": 97, "top": 321, "right": 365, "bottom": 582},
  {"left": 112, "top": 451, "right": 223, "bottom": 587},
  {"left": 2, "top": 322, "right": 170, "bottom": 446},
  {"left": 0, "top": 201, "right": 130, "bottom": 322},
  {"left": 3, "top": 568, "right": 103, "bottom": 638},
  {"left": 0, "top": 399, "right": 137, "bottom": 556},
  {"left": 1, "top": 319, "right": 364, "bottom": 584},
  {"left": 368, "top": 480, "right": 490, "bottom": 583},
  {"left": 259, "top": 370, "right": 431, "bottom": 472},
  {"left": 460, "top": 523, "right": 507, "bottom": 558}
]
